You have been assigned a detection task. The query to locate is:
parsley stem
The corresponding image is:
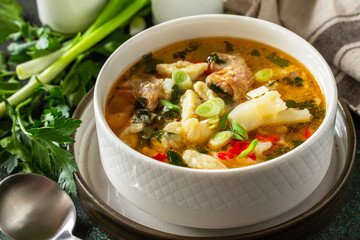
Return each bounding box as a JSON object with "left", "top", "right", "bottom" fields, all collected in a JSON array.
[
  {"left": 0, "top": 71, "right": 16, "bottom": 77},
  {"left": 15, "top": 98, "right": 33, "bottom": 136}
]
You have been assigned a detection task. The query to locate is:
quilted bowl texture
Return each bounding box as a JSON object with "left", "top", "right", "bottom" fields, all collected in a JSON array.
[{"left": 93, "top": 15, "right": 337, "bottom": 229}]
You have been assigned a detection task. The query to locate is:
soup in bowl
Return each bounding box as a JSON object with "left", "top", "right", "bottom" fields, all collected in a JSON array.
[{"left": 93, "top": 15, "right": 337, "bottom": 229}]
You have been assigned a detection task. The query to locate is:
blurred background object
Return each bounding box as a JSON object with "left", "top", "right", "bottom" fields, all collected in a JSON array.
[
  {"left": 151, "top": 0, "right": 223, "bottom": 24},
  {"left": 36, "top": 0, "right": 106, "bottom": 34}
]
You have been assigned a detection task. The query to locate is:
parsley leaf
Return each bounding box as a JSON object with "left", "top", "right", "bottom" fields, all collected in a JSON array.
[
  {"left": 0, "top": 0, "right": 24, "bottom": 43},
  {"left": 173, "top": 41, "right": 200, "bottom": 60},
  {"left": 166, "top": 150, "right": 188, "bottom": 167},
  {"left": 209, "top": 83, "right": 228, "bottom": 95},
  {"left": 224, "top": 41, "right": 234, "bottom": 52},
  {"left": 170, "top": 84, "right": 182, "bottom": 104},
  {"left": 250, "top": 49, "right": 260, "bottom": 56},
  {"left": 207, "top": 53, "right": 226, "bottom": 64},
  {"left": 266, "top": 52, "right": 290, "bottom": 68}
]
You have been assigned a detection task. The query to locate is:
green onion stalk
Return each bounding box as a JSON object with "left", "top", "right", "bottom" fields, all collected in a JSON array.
[{"left": 0, "top": 0, "right": 150, "bottom": 118}]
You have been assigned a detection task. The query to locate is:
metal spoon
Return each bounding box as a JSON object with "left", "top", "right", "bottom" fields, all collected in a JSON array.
[{"left": 0, "top": 173, "right": 80, "bottom": 240}]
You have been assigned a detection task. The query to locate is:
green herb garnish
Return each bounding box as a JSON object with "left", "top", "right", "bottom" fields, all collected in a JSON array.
[
  {"left": 207, "top": 53, "right": 226, "bottom": 65},
  {"left": 219, "top": 111, "right": 230, "bottom": 130},
  {"left": 141, "top": 127, "right": 167, "bottom": 143},
  {"left": 250, "top": 49, "right": 260, "bottom": 56},
  {"left": 231, "top": 121, "right": 249, "bottom": 141},
  {"left": 224, "top": 41, "right": 234, "bottom": 52},
  {"left": 282, "top": 77, "right": 304, "bottom": 87},
  {"left": 292, "top": 139, "right": 304, "bottom": 147},
  {"left": 156, "top": 110, "right": 180, "bottom": 124},
  {"left": 170, "top": 84, "right": 182, "bottom": 104},
  {"left": 173, "top": 41, "right": 200, "bottom": 59},
  {"left": 133, "top": 109, "right": 151, "bottom": 124},
  {"left": 166, "top": 150, "right": 188, "bottom": 167},
  {"left": 285, "top": 99, "right": 325, "bottom": 119},
  {"left": 195, "top": 145, "right": 209, "bottom": 154},
  {"left": 266, "top": 147, "right": 292, "bottom": 160},
  {"left": 209, "top": 83, "right": 228, "bottom": 95},
  {"left": 159, "top": 99, "right": 181, "bottom": 111},
  {"left": 266, "top": 52, "right": 290, "bottom": 68}
]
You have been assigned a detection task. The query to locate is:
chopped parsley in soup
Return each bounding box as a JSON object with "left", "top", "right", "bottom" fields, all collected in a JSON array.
[{"left": 105, "top": 38, "right": 326, "bottom": 169}]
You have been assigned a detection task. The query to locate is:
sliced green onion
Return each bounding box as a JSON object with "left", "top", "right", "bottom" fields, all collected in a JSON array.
[
  {"left": 237, "top": 139, "right": 258, "bottom": 158},
  {"left": 172, "top": 70, "right": 193, "bottom": 90},
  {"left": 159, "top": 99, "right": 181, "bottom": 111},
  {"left": 209, "top": 131, "right": 233, "bottom": 149},
  {"left": 208, "top": 116, "right": 220, "bottom": 125},
  {"left": 231, "top": 120, "right": 248, "bottom": 141},
  {"left": 219, "top": 111, "right": 230, "bottom": 130},
  {"left": 254, "top": 69, "right": 273, "bottom": 82},
  {"left": 195, "top": 98, "right": 225, "bottom": 118}
]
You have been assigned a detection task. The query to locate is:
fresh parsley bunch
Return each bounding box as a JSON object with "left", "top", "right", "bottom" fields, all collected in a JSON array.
[{"left": 0, "top": 0, "right": 150, "bottom": 195}]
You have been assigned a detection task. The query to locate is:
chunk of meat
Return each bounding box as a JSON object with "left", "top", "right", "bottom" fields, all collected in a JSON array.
[
  {"left": 206, "top": 53, "right": 254, "bottom": 102},
  {"left": 120, "top": 75, "right": 164, "bottom": 111}
]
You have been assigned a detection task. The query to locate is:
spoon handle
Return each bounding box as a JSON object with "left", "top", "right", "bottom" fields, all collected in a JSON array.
[{"left": 55, "top": 231, "right": 82, "bottom": 240}]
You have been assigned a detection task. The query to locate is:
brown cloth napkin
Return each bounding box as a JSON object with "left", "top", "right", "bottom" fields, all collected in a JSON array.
[{"left": 224, "top": 0, "right": 360, "bottom": 115}]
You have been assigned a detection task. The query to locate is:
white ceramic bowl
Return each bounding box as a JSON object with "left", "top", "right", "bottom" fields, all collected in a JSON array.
[{"left": 93, "top": 15, "right": 337, "bottom": 229}]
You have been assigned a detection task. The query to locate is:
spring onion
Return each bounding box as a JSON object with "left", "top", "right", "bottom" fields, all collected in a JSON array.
[
  {"left": 172, "top": 69, "right": 192, "bottom": 90},
  {"left": 208, "top": 131, "right": 233, "bottom": 149},
  {"left": 237, "top": 139, "right": 258, "bottom": 158},
  {"left": 231, "top": 120, "right": 248, "bottom": 141},
  {"left": 159, "top": 99, "right": 181, "bottom": 111},
  {"left": 0, "top": 0, "right": 150, "bottom": 118},
  {"left": 195, "top": 98, "right": 225, "bottom": 118},
  {"left": 254, "top": 68, "right": 273, "bottom": 82},
  {"left": 208, "top": 116, "right": 220, "bottom": 129},
  {"left": 16, "top": 45, "right": 70, "bottom": 80}
]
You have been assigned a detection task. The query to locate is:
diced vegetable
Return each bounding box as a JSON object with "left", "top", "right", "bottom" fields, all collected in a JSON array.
[
  {"left": 152, "top": 152, "right": 167, "bottom": 161},
  {"left": 304, "top": 127, "right": 312, "bottom": 139},
  {"left": 255, "top": 134, "right": 279, "bottom": 142},
  {"left": 208, "top": 130, "right": 233, "bottom": 149},
  {"left": 159, "top": 99, "right": 181, "bottom": 111},
  {"left": 216, "top": 152, "right": 235, "bottom": 160},
  {"left": 172, "top": 70, "right": 193, "bottom": 90},
  {"left": 237, "top": 139, "right": 258, "bottom": 158},
  {"left": 195, "top": 98, "right": 224, "bottom": 118},
  {"left": 246, "top": 86, "right": 269, "bottom": 99},
  {"left": 254, "top": 68, "right": 273, "bottom": 82},
  {"left": 228, "top": 140, "right": 250, "bottom": 155}
]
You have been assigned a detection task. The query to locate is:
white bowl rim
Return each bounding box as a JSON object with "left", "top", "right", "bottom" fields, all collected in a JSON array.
[{"left": 94, "top": 14, "right": 337, "bottom": 175}]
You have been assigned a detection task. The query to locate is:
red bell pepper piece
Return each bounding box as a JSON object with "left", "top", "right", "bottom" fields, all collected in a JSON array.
[
  {"left": 216, "top": 152, "right": 235, "bottom": 160},
  {"left": 248, "top": 152, "right": 256, "bottom": 161},
  {"left": 304, "top": 127, "right": 312, "bottom": 139},
  {"left": 228, "top": 140, "right": 250, "bottom": 155},
  {"left": 152, "top": 152, "right": 167, "bottom": 162},
  {"left": 255, "top": 134, "right": 279, "bottom": 142}
]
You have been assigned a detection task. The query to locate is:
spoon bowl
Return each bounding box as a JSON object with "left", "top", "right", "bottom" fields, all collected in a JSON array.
[{"left": 0, "top": 173, "right": 78, "bottom": 240}]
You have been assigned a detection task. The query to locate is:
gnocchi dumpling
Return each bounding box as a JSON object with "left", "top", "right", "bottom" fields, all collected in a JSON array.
[{"left": 156, "top": 61, "right": 208, "bottom": 81}]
